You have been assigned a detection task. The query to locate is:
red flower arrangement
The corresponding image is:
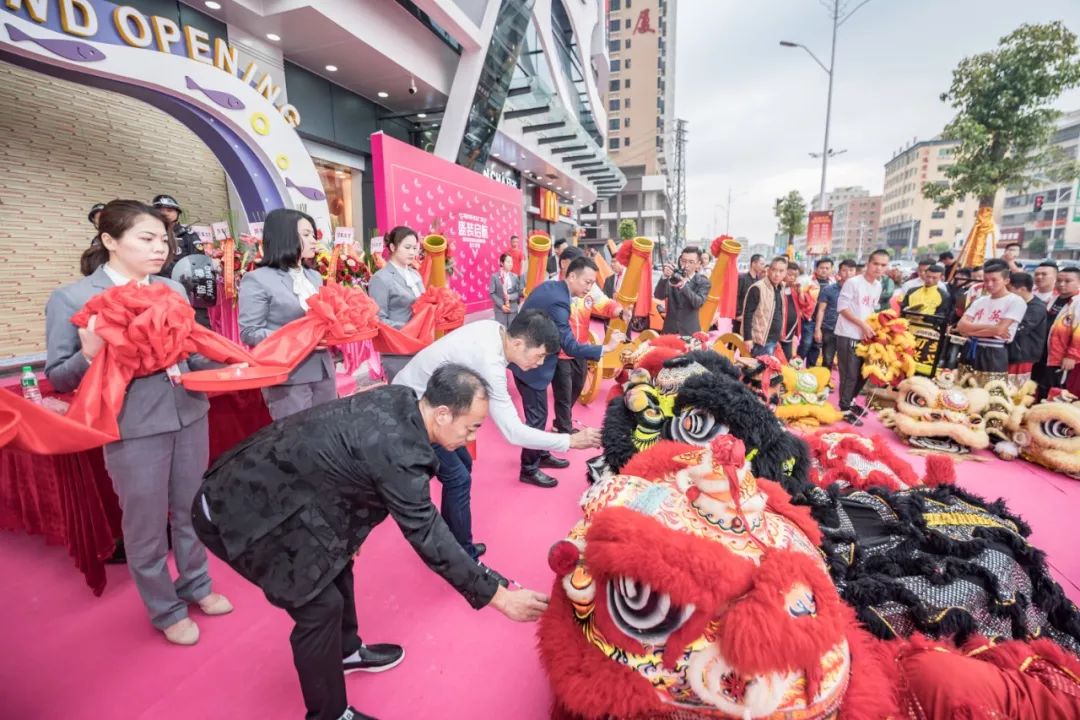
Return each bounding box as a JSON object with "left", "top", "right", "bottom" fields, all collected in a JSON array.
[{"left": 315, "top": 247, "right": 371, "bottom": 289}]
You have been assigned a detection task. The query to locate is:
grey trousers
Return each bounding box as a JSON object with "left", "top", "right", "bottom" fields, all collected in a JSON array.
[
  {"left": 262, "top": 377, "right": 338, "bottom": 421},
  {"left": 493, "top": 309, "right": 518, "bottom": 328},
  {"left": 836, "top": 337, "right": 866, "bottom": 410},
  {"left": 380, "top": 354, "right": 413, "bottom": 382},
  {"left": 103, "top": 414, "right": 212, "bottom": 629}
]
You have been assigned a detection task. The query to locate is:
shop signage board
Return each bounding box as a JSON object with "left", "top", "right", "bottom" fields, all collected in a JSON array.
[
  {"left": 806, "top": 211, "right": 833, "bottom": 255},
  {"left": 371, "top": 132, "right": 524, "bottom": 313},
  {"left": 482, "top": 160, "right": 519, "bottom": 189},
  {"left": 1, "top": 0, "right": 329, "bottom": 232}
]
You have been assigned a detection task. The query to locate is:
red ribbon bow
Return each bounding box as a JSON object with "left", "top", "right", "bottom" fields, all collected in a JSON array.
[
  {"left": 412, "top": 286, "right": 465, "bottom": 331},
  {"left": 64, "top": 283, "right": 252, "bottom": 440}
]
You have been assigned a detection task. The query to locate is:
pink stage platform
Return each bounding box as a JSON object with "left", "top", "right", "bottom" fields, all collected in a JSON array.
[{"left": 2, "top": 378, "right": 1079, "bottom": 720}]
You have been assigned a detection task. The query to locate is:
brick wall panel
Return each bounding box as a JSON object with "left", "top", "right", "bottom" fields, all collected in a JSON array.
[{"left": 0, "top": 62, "right": 231, "bottom": 360}]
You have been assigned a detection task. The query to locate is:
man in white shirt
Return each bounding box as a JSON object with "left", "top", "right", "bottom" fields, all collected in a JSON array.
[
  {"left": 956, "top": 260, "right": 1029, "bottom": 374},
  {"left": 834, "top": 248, "right": 890, "bottom": 424},
  {"left": 394, "top": 310, "right": 601, "bottom": 560}
]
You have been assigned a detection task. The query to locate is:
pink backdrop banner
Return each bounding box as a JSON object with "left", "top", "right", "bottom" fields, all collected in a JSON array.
[{"left": 371, "top": 132, "right": 524, "bottom": 313}]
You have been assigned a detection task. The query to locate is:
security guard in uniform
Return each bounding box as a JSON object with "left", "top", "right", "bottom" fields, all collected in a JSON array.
[
  {"left": 88, "top": 202, "right": 105, "bottom": 230},
  {"left": 152, "top": 194, "right": 203, "bottom": 277}
]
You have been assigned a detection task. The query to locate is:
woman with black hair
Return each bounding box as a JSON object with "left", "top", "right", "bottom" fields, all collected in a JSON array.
[
  {"left": 368, "top": 226, "right": 425, "bottom": 380},
  {"left": 489, "top": 252, "right": 523, "bottom": 327},
  {"left": 46, "top": 200, "right": 231, "bottom": 645},
  {"left": 238, "top": 208, "right": 336, "bottom": 420}
]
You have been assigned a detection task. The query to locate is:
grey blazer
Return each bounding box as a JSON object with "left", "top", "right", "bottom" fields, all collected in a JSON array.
[
  {"left": 238, "top": 266, "right": 334, "bottom": 385},
  {"left": 44, "top": 266, "right": 211, "bottom": 440},
  {"left": 489, "top": 271, "right": 523, "bottom": 312},
  {"left": 368, "top": 263, "right": 425, "bottom": 330}
]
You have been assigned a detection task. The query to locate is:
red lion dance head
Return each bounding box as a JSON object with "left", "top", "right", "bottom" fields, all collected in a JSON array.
[{"left": 539, "top": 436, "right": 896, "bottom": 720}]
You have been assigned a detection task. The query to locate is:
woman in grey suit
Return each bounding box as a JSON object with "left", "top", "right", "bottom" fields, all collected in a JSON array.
[
  {"left": 368, "top": 226, "right": 425, "bottom": 381},
  {"left": 239, "top": 208, "right": 336, "bottom": 420},
  {"left": 490, "top": 252, "right": 524, "bottom": 327},
  {"left": 45, "top": 201, "right": 232, "bottom": 646}
]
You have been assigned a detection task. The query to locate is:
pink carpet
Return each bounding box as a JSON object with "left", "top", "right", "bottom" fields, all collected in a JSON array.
[{"left": 2, "top": 377, "right": 1080, "bottom": 720}]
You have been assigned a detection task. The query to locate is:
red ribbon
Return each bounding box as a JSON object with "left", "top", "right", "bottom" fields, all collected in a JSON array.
[{"left": 4, "top": 281, "right": 468, "bottom": 455}]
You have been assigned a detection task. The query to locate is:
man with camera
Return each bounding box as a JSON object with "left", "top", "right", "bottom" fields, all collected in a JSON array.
[{"left": 655, "top": 246, "right": 711, "bottom": 335}]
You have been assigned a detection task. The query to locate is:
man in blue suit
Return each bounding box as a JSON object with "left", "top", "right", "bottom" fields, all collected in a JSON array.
[{"left": 511, "top": 256, "right": 625, "bottom": 488}]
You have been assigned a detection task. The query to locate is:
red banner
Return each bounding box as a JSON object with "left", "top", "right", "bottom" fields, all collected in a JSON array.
[{"left": 806, "top": 211, "right": 834, "bottom": 255}]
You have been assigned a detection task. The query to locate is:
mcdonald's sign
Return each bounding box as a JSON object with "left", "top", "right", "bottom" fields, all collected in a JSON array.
[{"left": 535, "top": 188, "right": 559, "bottom": 222}]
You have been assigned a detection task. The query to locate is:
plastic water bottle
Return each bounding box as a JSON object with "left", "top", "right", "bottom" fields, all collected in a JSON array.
[{"left": 20, "top": 365, "right": 42, "bottom": 404}]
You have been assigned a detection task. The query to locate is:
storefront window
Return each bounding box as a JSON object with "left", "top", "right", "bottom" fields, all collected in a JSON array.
[{"left": 315, "top": 160, "right": 354, "bottom": 229}]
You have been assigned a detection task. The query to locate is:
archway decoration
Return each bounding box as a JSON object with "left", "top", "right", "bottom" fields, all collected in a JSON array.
[{"left": 0, "top": 0, "right": 329, "bottom": 230}]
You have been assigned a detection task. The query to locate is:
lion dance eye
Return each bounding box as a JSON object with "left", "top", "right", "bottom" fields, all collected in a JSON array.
[
  {"left": 905, "top": 391, "right": 928, "bottom": 408},
  {"left": 668, "top": 408, "right": 727, "bottom": 445},
  {"left": 607, "top": 577, "right": 695, "bottom": 645},
  {"left": 1040, "top": 419, "right": 1077, "bottom": 440}
]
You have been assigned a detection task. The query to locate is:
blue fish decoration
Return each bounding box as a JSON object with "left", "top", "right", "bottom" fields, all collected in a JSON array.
[
  {"left": 185, "top": 76, "right": 245, "bottom": 110},
  {"left": 6, "top": 23, "right": 106, "bottom": 63},
  {"left": 285, "top": 178, "right": 327, "bottom": 201}
]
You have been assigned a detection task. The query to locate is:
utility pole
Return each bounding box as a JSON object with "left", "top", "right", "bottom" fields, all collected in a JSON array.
[
  {"left": 856, "top": 221, "right": 866, "bottom": 261},
  {"left": 725, "top": 186, "right": 733, "bottom": 234},
  {"left": 781, "top": 0, "right": 876, "bottom": 210},
  {"left": 672, "top": 118, "right": 688, "bottom": 251}
]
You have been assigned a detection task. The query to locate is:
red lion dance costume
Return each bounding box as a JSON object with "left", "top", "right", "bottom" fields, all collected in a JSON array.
[{"left": 540, "top": 354, "right": 1080, "bottom": 718}]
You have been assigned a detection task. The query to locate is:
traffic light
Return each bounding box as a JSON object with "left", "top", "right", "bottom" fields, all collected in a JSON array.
[{"left": 1034, "top": 195, "right": 1045, "bottom": 212}]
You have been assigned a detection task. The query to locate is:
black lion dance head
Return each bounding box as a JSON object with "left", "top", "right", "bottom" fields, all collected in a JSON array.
[{"left": 598, "top": 350, "right": 812, "bottom": 499}]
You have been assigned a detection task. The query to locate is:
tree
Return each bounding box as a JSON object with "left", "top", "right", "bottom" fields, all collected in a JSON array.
[
  {"left": 774, "top": 191, "right": 807, "bottom": 251},
  {"left": 924, "top": 22, "right": 1080, "bottom": 211},
  {"left": 618, "top": 219, "right": 637, "bottom": 241},
  {"left": 931, "top": 241, "right": 952, "bottom": 255},
  {"left": 1028, "top": 237, "right": 1048, "bottom": 256}
]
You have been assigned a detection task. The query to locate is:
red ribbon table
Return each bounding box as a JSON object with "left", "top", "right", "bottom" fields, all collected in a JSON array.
[{"left": 0, "top": 378, "right": 272, "bottom": 596}]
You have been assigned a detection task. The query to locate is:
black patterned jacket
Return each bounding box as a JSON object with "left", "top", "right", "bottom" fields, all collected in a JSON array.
[{"left": 196, "top": 385, "right": 499, "bottom": 609}]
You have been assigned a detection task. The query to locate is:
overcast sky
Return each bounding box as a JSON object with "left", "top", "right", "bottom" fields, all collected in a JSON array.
[{"left": 674, "top": 0, "right": 1080, "bottom": 247}]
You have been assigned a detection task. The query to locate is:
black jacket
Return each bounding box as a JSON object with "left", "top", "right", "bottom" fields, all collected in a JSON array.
[
  {"left": 655, "top": 272, "right": 711, "bottom": 335},
  {"left": 196, "top": 385, "right": 500, "bottom": 609},
  {"left": 160, "top": 223, "right": 202, "bottom": 277},
  {"left": 735, "top": 272, "right": 757, "bottom": 322},
  {"left": 1008, "top": 297, "right": 1049, "bottom": 364},
  {"left": 603, "top": 273, "right": 617, "bottom": 300}
]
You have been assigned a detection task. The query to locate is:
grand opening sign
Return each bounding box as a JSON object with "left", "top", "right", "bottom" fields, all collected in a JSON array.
[
  {"left": 3, "top": 0, "right": 299, "bottom": 125},
  {"left": 371, "top": 133, "right": 524, "bottom": 313}
]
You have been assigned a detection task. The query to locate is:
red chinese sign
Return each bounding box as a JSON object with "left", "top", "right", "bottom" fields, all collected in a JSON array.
[
  {"left": 634, "top": 9, "right": 656, "bottom": 34},
  {"left": 806, "top": 211, "right": 833, "bottom": 255}
]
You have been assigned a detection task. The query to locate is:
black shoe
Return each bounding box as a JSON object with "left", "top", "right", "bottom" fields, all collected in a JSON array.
[
  {"left": 478, "top": 561, "right": 511, "bottom": 588},
  {"left": 340, "top": 708, "right": 378, "bottom": 720},
  {"left": 520, "top": 469, "right": 558, "bottom": 488},
  {"left": 343, "top": 644, "right": 405, "bottom": 675},
  {"left": 842, "top": 411, "right": 864, "bottom": 427},
  {"left": 538, "top": 454, "right": 570, "bottom": 469},
  {"left": 105, "top": 538, "right": 127, "bottom": 565},
  {"left": 472, "top": 542, "right": 487, "bottom": 559}
]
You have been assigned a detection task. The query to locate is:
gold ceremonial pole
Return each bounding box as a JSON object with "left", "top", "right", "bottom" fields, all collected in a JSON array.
[
  {"left": 955, "top": 206, "right": 996, "bottom": 271},
  {"left": 423, "top": 234, "right": 448, "bottom": 338},
  {"left": 423, "top": 234, "right": 448, "bottom": 288},
  {"left": 698, "top": 237, "right": 742, "bottom": 331},
  {"left": 523, "top": 233, "right": 551, "bottom": 297},
  {"left": 606, "top": 236, "right": 653, "bottom": 342}
]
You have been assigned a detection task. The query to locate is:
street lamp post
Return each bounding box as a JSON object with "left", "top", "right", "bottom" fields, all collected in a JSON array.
[{"left": 781, "top": 0, "right": 874, "bottom": 212}]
